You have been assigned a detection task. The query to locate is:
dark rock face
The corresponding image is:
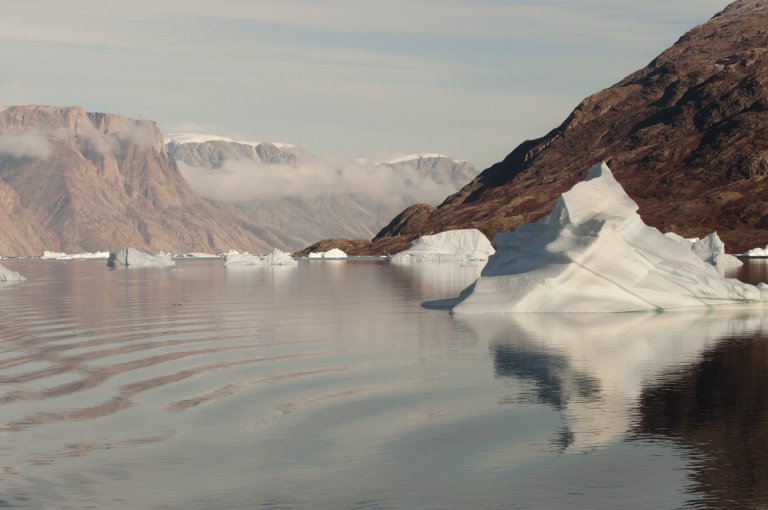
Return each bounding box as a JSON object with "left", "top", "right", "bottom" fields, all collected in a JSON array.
[
  {"left": 0, "top": 105, "right": 276, "bottom": 255},
  {"left": 372, "top": 0, "right": 768, "bottom": 254}
]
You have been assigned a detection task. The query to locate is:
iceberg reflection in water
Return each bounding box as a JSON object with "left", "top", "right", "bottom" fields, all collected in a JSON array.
[
  {"left": 0, "top": 258, "right": 767, "bottom": 509},
  {"left": 458, "top": 309, "right": 768, "bottom": 452}
]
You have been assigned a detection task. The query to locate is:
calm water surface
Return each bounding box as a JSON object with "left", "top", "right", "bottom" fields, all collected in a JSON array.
[{"left": 1, "top": 258, "right": 768, "bottom": 509}]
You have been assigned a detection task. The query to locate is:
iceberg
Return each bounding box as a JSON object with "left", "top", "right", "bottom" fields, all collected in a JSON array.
[
  {"left": 390, "top": 229, "right": 495, "bottom": 263},
  {"left": 225, "top": 248, "right": 297, "bottom": 266},
  {"left": 107, "top": 248, "right": 175, "bottom": 268},
  {"left": 308, "top": 248, "right": 348, "bottom": 259},
  {"left": 744, "top": 245, "right": 768, "bottom": 257},
  {"left": 450, "top": 163, "right": 765, "bottom": 313},
  {"left": 0, "top": 264, "right": 24, "bottom": 282}
]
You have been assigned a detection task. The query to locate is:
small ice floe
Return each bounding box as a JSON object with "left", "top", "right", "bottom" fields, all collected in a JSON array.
[
  {"left": 107, "top": 248, "right": 175, "bottom": 268},
  {"left": 308, "top": 248, "right": 348, "bottom": 259},
  {"left": 225, "top": 248, "right": 297, "bottom": 266},
  {"left": 447, "top": 163, "right": 766, "bottom": 314},
  {"left": 173, "top": 252, "right": 220, "bottom": 259},
  {"left": 42, "top": 251, "right": 110, "bottom": 260},
  {"left": 0, "top": 264, "right": 24, "bottom": 282},
  {"left": 390, "top": 229, "right": 495, "bottom": 263}
]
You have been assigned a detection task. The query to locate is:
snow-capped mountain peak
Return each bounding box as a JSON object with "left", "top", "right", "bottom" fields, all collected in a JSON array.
[{"left": 165, "top": 133, "right": 298, "bottom": 149}]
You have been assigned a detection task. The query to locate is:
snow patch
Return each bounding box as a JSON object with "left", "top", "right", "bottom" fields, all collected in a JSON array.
[
  {"left": 165, "top": 133, "right": 297, "bottom": 149},
  {"left": 107, "top": 248, "right": 175, "bottom": 268},
  {"left": 387, "top": 153, "right": 452, "bottom": 164},
  {"left": 225, "top": 248, "right": 297, "bottom": 266},
  {"left": 450, "top": 163, "right": 765, "bottom": 313},
  {"left": 390, "top": 229, "right": 495, "bottom": 263}
]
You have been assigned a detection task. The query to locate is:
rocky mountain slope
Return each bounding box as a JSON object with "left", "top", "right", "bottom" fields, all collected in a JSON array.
[
  {"left": 167, "top": 135, "right": 477, "bottom": 251},
  {"left": 357, "top": 0, "right": 768, "bottom": 255},
  {"left": 0, "top": 106, "right": 281, "bottom": 256}
]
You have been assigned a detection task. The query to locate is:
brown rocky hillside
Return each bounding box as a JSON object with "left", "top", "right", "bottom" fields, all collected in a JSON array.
[{"left": 346, "top": 0, "right": 768, "bottom": 255}]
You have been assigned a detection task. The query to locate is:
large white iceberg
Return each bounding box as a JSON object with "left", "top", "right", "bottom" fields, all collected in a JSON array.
[
  {"left": 390, "top": 229, "right": 495, "bottom": 263},
  {"left": 308, "top": 248, "right": 348, "bottom": 259},
  {"left": 0, "top": 264, "right": 24, "bottom": 282},
  {"left": 225, "top": 248, "right": 297, "bottom": 266},
  {"left": 450, "top": 163, "right": 766, "bottom": 313},
  {"left": 107, "top": 248, "right": 175, "bottom": 268}
]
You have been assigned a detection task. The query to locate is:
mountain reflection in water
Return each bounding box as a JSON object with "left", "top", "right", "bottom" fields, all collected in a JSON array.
[{"left": 638, "top": 337, "right": 768, "bottom": 509}]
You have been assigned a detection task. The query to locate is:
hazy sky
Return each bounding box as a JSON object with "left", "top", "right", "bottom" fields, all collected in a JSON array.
[{"left": 0, "top": 1, "right": 731, "bottom": 169}]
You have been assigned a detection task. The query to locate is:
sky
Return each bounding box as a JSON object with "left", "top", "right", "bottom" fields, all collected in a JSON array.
[{"left": 0, "top": 0, "right": 732, "bottom": 170}]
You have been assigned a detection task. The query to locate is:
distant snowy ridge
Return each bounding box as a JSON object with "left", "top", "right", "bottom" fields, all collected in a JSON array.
[
  {"left": 386, "top": 153, "right": 465, "bottom": 164},
  {"left": 165, "top": 133, "right": 298, "bottom": 149},
  {"left": 166, "top": 134, "right": 479, "bottom": 251}
]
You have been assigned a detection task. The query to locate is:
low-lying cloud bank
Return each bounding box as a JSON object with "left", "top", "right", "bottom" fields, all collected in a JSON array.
[{"left": 178, "top": 158, "right": 471, "bottom": 207}]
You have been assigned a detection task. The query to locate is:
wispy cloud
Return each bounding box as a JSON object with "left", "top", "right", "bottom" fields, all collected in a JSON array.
[
  {"left": 0, "top": 0, "right": 732, "bottom": 169},
  {"left": 0, "top": 129, "right": 51, "bottom": 160}
]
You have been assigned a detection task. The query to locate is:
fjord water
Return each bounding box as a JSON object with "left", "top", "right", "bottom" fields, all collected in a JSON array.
[{"left": 1, "top": 259, "right": 768, "bottom": 509}]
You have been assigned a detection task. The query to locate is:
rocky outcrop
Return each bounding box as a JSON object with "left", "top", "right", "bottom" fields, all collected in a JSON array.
[
  {"left": 370, "top": 0, "right": 768, "bottom": 254},
  {"left": 0, "top": 106, "right": 279, "bottom": 255}
]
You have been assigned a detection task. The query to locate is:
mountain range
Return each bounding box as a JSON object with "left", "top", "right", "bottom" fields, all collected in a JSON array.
[
  {"left": 166, "top": 135, "right": 476, "bottom": 250},
  {"left": 0, "top": 108, "right": 476, "bottom": 256}
]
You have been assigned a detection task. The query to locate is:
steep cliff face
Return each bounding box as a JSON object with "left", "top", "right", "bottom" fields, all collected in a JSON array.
[
  {"left": 372, "top": 0, "right": 768, "bottom": 254},
  {"left": 0, "top": 105, "right": 277, "bottom": 255}
]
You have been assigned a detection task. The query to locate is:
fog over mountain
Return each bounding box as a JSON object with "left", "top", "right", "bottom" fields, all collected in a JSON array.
[{"left": 167, "top": 134, "right": 477, "bottom": 249}]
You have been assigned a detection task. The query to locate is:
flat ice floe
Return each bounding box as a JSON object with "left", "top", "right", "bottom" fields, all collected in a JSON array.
[
  {"left": 308, "top": 248, "right": 348, "bottom": 259},
  {"left": 42, "top": 250, "right": 110, "bottom": 260},
  {"left": 225, "top": 248, "right": 297, "bottom": 266},
  {"left": 450, "top": 163, "right": 767, "bottom": 313},
  {"left": 107, "top": 248, "right": 175, "bottom": 268},
  {"left": 0, "top": 264, "right": 24, "bottom": 282},
  {"left": 174, "top": 252, "right": 220, "bottom": 259},
  {"left": 390, "top": 229, "right": 495, "bottom": 263}
]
